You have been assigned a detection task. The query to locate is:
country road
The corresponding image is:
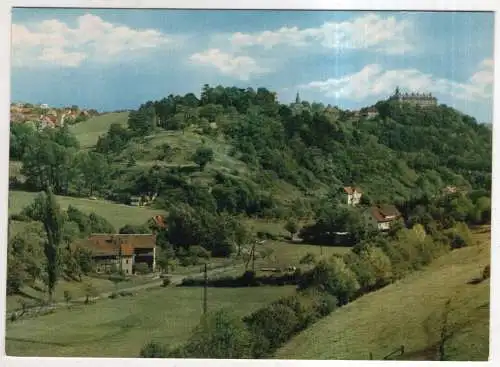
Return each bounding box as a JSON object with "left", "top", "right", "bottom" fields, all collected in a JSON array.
[{"left": 6, "top": 263, "right": 242, "bottom": 319}]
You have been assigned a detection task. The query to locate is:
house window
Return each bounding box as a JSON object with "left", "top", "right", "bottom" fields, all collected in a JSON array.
[
  {"left": 125, "top": 269, "right": 129, "bottom": 274},
  {"left": 126, "top": 260, "right": 129, "bottom": 264}
]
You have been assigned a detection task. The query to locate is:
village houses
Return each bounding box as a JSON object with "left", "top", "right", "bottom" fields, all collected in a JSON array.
[
  {"left": 344, "top": 186, "right": 363, "bottom": 206},
  {"left": 364, "top": 204, "right": 402, "bottom": 231}
]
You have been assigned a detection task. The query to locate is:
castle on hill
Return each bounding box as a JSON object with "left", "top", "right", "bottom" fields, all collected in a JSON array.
[{"left": 389, "top": 87, "right": 437, "bottom": 107}]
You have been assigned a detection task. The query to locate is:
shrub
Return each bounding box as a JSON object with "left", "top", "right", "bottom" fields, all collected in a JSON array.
[
  {"left": 108, "top": 274, "right": 127, "bottom": 283},
  {"left": 119, "top": 290, "right": 134, "bottom": 297},
  {"left": 134, "top": 263, "right": 151, "bottom": 274},
  {"left": 189, "top": 245, "right": 211, "bottom": 259},
  {"left": 63, "top": 290, "right": 72, "bottom": 305},
  {"left": 182, "top": 309, "right": 252, "bottom": 358},
  {"left": 299, "top": 252, "right": 317, "bottom": 265},
  {"left": 9, "top": 213, "right": 30, "bottom": 222},
  {"left": 244, "top": 303, "right": 299, "bottom": 355},
  {"left": 162, "top": 278, "right": 171, "bottom": 287},
  {"left": 10, "top": 312, "right": 18, "bottom": 322},
  {"left": 140, "top": 341, "right": 169, "bottom": 358},
  {"left": 483, "top": 264, "right": 491, "bottom": 280}
]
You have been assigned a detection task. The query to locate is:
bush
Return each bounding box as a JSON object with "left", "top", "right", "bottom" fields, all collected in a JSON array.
[
  {"left": 9, "top": 213, "right": 30, "bottom": 222},
  {"left": 108, "top": 274, "right": 127, "bottom": 283},
  {"left": 109, "top": 292, "right": 119, "bottom": 299},
  {"left": 182, "top": 309, "right": 252, "bottom": 358},
  {"left": 483, "top": 264, "right": 491, "bottom": 280},
  {"left": 188, "top": 245, "right": 211, "bottom": 259},
  {"left": 299, "top": 258, "right": 360, "bottom": 305},
  {"left": 140, "top": 341, "right": 169, "bottom": 358},
  {"left": 134, "top": 263, "right": 151, "bottom": 274},
  {"left": 162, "top": 278, "right": 171, "bottom": 287},
  {"left": 119, "top": 290, "right": 134, "bottom": 297},
  {"left": 244, "top": 303, "right": 299, "bottom": 355}
]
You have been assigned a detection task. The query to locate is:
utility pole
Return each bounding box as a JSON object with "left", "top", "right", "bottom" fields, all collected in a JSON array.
[{"left": 203, "top": 263, "right": 208, "bottom": 315}]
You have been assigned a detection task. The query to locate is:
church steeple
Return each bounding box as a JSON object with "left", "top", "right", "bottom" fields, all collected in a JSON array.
[{"left": 295, "top": 91, "right": 301, "bottom": 104}]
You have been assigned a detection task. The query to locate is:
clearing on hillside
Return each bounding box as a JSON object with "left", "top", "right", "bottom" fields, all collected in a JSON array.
[
  {"left": 275, "top": 226, "right": 491, "bottom": 361},
  {"left": 69, "top": 112, "right": 129, "bottom": 148},
  {"left": 8, "top": 190, "right": 165, "bottom": 229},
  {"left": 5, "top": 286, "right": 296, "bottom": 358}
]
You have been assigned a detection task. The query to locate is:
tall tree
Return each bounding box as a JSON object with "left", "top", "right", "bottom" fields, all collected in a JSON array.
[
  {"left": 192, "top": 147, "right": 214, "bottom": 171},
  {"left": 22, "top": 188, "right": 65, "bottom": 303}
]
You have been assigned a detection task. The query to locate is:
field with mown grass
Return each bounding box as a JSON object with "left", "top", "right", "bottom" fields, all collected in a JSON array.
[
  {"left": 5, "top": 286, "right": 296, "bottom": 357},
  {"left": 275, "top": 226, "right": 491, "bottom": 361},
  {"left": 8, "top": 190, "right": 165, "bottom": 229},
  {"left": 5, "top": 275, "right": 154, "bottom": 313},
  {"left": 68, "top": 111, "right": 129, "bottom": 148}
]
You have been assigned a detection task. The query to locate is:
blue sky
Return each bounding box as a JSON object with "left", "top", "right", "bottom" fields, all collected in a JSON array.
[{"left": 11, "top": 9, "right": 494, "bottom": 122}]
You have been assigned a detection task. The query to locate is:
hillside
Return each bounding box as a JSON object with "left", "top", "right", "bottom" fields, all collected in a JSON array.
[
  {"left": 8, "top": 190, "right": 164, "bottom": 229},
  {"left": 69, "top": 111, "right": 129, "bottom": 148},
  {"left": 9, "top": 86, "right": 491, "bottom": 219},
  {"left": 275, "top": 226, "right": 490, "bottom": 361}
]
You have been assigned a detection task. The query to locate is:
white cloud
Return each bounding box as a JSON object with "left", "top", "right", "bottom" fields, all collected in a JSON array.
[
  {"left": 228, "top": 13, "right": 414, "bottom": 54},
  {"left": 299, "top": 58, "right": 494, "bottom": 102},
  {"left": 189, "top": 48, "right": 270, "bottom": 80},
  {"left": 12, "top": 14, "right": 172, "bottom": 67}
]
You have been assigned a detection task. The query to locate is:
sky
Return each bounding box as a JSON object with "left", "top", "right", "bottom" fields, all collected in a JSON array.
[{"left": 10, "top": 9, "right": 495, "bottom": 122}]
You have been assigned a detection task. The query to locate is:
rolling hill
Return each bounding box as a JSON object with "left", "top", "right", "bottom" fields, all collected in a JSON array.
[
  {"left": 69, "top": 111, "right": 129, "bottom": 148},
  {"left": 275, "top": 226, "right": 490, "bottom": 361}
]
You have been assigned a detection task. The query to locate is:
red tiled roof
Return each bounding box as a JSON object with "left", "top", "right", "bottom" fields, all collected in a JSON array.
[
  {"left": 368, "top": 205, "right": 401, "bottom": 223},
  {"left": 73, "top": 234, "right": 156, "bottom": 257},
  {"left": 152, "top": 215, "right": 167, "bottom": 228},
  {"left": 72, "top": 239, "right": 134, "bottom": 257},
  {"left": 89, "top": 234, "right": 156, "bottom": 249}
]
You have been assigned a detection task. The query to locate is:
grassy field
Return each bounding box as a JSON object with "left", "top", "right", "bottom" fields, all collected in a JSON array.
[
  {"left": 275, "top": 226, "right": 491, "bottom": 361},
  {"left": 259, "top": 240, "right": 350, "bottom": 269},
  {"left": 5, "top": 286, "right": 296, "bottom": 357},
  {"left": 69, "top": 112, "right": 129, "bottom": 148},
  {"left": 5, "top": 275, "right": 155, "bottom": 313},
  {"left": 8, "top": 190, "right": 165, "bottom": 229}
]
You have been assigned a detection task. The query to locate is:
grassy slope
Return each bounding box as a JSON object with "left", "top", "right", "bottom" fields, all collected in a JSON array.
[
  {"left": 275, "top": 226, "right": 490, "bottom": 361},
  {"left": 5, "top": 286, "right": 296, "bottom": 357},
  {"left": 68, "top": 112, "right": 129, "bottom": 148},
  {"left": 8, "top": 190, "right": 165, "bottom": 229}
]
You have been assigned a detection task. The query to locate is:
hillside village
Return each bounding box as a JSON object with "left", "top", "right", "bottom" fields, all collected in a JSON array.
[
  {"left": 10, "top": 102, "right": 99, "bottom": 129},
  {"left": 6, "top": 84, "right": 492, "bottom": 361}
]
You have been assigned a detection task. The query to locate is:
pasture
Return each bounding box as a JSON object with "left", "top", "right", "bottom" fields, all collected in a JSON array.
[
  {"left": 275, "top": 226, "right": 491, "bottom": 361},
  {"left": 69, "top": 112, "right": 129, "bottom": 148},
  {"left": 8, "top": 190, "right": 165, "bottom": 229},
  {"left": 5, "top": 286, "right": 296, "bottom": 357}
]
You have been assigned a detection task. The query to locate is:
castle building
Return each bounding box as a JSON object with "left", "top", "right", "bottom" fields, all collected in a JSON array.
[{"left": 389, "top": 87, "right": 437, "bottom": 107}]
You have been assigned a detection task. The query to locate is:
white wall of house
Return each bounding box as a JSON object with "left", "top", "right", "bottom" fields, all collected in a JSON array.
[
  {"left": 347, "top": 191, "right": 362, "bottom": 206},
  {"left": 378, "top": 222, "right": 391, "bottom": 231}
]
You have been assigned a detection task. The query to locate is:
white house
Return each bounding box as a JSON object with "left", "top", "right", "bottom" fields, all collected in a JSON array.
[
  {"left": 344, "top": 186, "right": 363, "bottom": 206},
  {"left": 364, "top": 205, "right": 402, "bottom": 231},
  {"left": 40, "top": 103, "right": 49, "bottom": 109}
]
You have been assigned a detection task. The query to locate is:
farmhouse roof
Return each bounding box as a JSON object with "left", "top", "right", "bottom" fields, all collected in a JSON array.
[
  {"left": 344, "top": 186, "right": 362, "bottom": 195},
  {"left": 72, "top": 239, "right": 135, "bottom": 257},
  {"left": 151, "top": 215, "right": 167, "bottom": 228},
  {"left": 368, "top": 205, "right": 401, "bottom": 223},
  {"left": 88, "top": 234, "right": 157, "bottom": 249}
]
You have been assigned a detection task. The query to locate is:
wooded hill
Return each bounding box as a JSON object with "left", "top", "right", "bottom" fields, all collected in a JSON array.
[{"left": 10, "top": 84, "right": 491, "bottom": 219}]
